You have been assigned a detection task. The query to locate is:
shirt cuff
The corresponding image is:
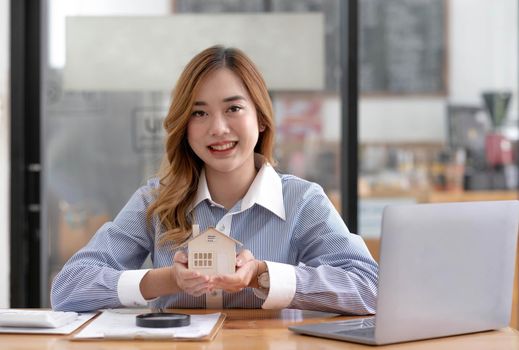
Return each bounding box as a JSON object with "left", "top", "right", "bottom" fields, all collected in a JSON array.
[
  {"left": 260, "top": 261, "right": 296, "bottom": 309},
  {"left": 117, "top": 269, "right": 152, "bottom": 307}
]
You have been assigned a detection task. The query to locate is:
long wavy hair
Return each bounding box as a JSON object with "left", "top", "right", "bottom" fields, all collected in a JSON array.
[{"left": 147, "top": 45, "right": 276, "bottom": 247}]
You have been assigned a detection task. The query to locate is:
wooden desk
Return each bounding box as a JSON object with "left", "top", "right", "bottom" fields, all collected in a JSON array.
[{"left": 1, "top": 309, "right": 519, "bottom": 349}]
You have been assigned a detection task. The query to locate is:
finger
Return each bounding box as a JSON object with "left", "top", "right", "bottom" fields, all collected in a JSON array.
[
  {"left": 190, "top": 290, "right": 204, "bottom": 297},
  {"left": 172, "top": 264, "right": 205, "bottom": 292},
  {"left": 173, "top": 261, "right": 197, "bottom": 281},
  {"left": 236, "top": 249, "right": 254, "bottom": 267},
  {"left": 179, "top": 269, "right": 207, "bottom": 282},
  {"left": 212, "top": 274, "right": 237, "bottom": 285},
  {"left": 235, "top": 260, "right": 256, "bottom": 277},
  {"left": 173, "top": 251, "right": 188, "bottom": 263},
  {"left": 192, "top": 281, "right": 211, "bottom": 295},
  {"left": 178, "top": 278, "right": 209, "bottom": 294},
  {"left": 185, "top": 278, "right": 211, "bottom": 295},
  {"left": 211, "top": 274, "right": 243, "bottom": 291},
  {"left": 191, "top": 287, "right": 209, "bottom": 297}
]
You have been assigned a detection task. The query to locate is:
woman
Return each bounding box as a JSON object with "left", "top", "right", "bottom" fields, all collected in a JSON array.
[{"left": 51, "top": 46, "right": 378, "bottom": 314}]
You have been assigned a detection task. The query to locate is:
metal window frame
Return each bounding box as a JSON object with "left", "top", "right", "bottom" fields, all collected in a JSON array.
[
  {"left": 340, "top": 0, "right": 359, "bottom": 233},
  {"left": 10, "top": 0, "right": 42, "bottom": 307}
]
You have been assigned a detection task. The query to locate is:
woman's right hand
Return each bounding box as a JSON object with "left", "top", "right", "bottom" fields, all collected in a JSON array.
[
  {"left": 171, "top": 251, "right": 211, "bottom": 297},
  {"left": 140, "top": 251, "right": 211, "bottom": 299}
]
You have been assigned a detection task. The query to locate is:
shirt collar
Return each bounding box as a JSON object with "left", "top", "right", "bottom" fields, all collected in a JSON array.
[
  {"left": 191, "top": 154, "right": 286, "bottom": 220},
  {"left": 192, "top": 170, "right": 212, "bottom": 209}
]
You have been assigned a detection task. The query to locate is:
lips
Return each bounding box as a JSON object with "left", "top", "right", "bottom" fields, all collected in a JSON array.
[{"left": 208, "top": 141, "right": 237, "bottom": 151}]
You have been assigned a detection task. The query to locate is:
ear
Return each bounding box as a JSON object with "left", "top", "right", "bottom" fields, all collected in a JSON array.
[{"left": 259, "top": 124, "right": 266, "bottom": 132}]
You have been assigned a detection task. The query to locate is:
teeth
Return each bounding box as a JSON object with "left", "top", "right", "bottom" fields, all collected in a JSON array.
[{"left": 210, "top": 142, "right": 236, "bottom": 151}]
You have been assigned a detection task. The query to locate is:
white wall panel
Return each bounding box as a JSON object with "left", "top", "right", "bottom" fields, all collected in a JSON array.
[{"left": 64, "top": 14, "right": 324, "bottom": 91}]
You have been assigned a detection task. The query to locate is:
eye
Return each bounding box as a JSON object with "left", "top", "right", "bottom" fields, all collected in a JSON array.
[
  {"left": 191, "top": 110, "right": 207, "bottom": 118},
  {"left": 227, "top": 105, "right": 243, "bottom": 113}
]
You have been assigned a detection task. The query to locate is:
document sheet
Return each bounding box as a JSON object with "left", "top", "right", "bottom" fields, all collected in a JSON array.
[{"left": 0, "top": 312, "right": 96, "bottom": 335}]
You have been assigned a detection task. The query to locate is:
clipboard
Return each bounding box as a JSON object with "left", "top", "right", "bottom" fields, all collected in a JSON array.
[
  {"left": 169, "top": 313, "right": 225, "bottom": 342},
  {"left": 72, "top": 310, "right": 226, "bottom": 341}
]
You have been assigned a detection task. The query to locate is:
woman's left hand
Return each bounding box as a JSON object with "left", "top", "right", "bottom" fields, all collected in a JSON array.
[{"left": 209, "top": 249, "right": 258, "bottom": 293}]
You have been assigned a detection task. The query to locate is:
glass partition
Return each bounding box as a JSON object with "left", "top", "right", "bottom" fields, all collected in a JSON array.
[
  {"left": 358, "top": 0, "right": 518, "bottom": 244},
  {"left": 42, "top": 0, "right": 341, "bottom": 306}
]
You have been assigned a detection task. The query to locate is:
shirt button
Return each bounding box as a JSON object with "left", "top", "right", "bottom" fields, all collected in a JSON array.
[{"left": 219, "top": 225, "right": 225, "bottom": 231}]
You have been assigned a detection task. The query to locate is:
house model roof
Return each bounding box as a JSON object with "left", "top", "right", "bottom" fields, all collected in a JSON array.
[{"left": 178, "top": 227, "right": 243, "bottom": 248}]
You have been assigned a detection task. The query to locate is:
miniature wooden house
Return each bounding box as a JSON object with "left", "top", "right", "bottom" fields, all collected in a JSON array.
[{"left": 180, "top": 226, "right": 243, "bottom": 276}]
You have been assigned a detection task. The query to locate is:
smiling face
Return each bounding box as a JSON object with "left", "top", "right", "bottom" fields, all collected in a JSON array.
[{"left": 187, "top": 68, "right": 262, "bottom": 178}]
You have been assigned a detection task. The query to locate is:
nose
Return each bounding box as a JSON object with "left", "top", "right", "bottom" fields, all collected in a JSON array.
[{"left": 208, "top": 113, "right": 230, "bottom": 136}]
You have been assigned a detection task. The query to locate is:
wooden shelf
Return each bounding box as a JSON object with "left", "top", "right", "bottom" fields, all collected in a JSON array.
[
  {"left": 361, "top": 190, "right": 518, "bottom": 203},
  {"left": 420, "top": 190, "right": 518, "bottom": 203}
]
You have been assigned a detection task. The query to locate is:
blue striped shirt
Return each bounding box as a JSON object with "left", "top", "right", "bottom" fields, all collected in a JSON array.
[{"left": 51, "top": 160, "right": 378, "bottom": 314}]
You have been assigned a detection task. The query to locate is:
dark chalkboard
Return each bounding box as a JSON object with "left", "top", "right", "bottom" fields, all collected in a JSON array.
[
  {"left": 174, "top": 0, "right": 446, "bottom": 94},
  {"left": 359, "top": 0, "right": 446, "bottom": 94}
]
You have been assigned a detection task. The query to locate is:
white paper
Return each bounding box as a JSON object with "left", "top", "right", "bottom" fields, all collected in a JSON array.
[
  {"left": 74, "top": 310, "right": 222, "bottom": 340},
  {"left": 0, "top": 313, "right": 97, "bottom": 335}
]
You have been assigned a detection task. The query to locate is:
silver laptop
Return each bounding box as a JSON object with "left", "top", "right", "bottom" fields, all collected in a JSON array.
[{"left": 289, "top": 200, "right": 519, "bottom": 345}]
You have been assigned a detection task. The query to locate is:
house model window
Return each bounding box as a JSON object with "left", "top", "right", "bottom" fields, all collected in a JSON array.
[{"left": 193, "top": 252, "right": 214, "bottom": 268}]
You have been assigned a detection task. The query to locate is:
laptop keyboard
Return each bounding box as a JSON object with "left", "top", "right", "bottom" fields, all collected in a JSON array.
[
  {"left": 333, "top": 317, "right": 376, "bottom": 338},
  {"left": 335, "top": 327, "right": 375, "bottom": 338},
  {"left": 334, "top": 317, "right": 375, "bottom": 329}
]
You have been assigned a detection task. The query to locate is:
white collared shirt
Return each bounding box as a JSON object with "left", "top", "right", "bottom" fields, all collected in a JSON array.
[{"left": 191, "top": 157, "right": 292, "bottom": 309}]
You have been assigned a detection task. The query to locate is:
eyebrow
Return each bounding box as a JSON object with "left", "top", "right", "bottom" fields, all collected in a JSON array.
[
  {"left": 223, "top": 95, "right": 246, "bottom": 103},
  {"left": 193, "top": 95, "right": 247, "bottom": 106}
]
